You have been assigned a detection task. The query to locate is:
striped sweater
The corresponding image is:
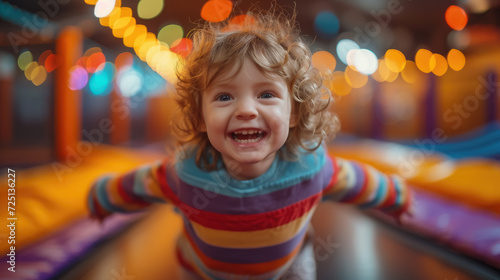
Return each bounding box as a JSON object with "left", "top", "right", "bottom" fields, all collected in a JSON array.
[{"left": 88, "top": 146, "right": 411, "bottom": 279}]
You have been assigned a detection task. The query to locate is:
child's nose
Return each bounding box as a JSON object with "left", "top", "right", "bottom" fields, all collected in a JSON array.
[{"left": 235, "top": 100, "right": 258, "bottom": 120}]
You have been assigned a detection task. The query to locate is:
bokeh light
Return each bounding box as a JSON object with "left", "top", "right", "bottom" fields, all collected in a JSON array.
[
  {"left": 117, "top": 67, "right": 143, "bottom": 97},
  {"left": 24, "top": 61, "right": 38, "bottom": 80},
  {"left": 229, "top": 14, "right": 255, "bottom": 27},
  {"left": 94, "top": 0, "right": 116, "bottom": 18},
  {"left": 112, "top": 16, "right": 135, "bottom": 38},
  {"left": 201, "top": 0, "right": 233, "bottom": 22},
  {"left": 84, "top": 47, "right": 103, "bottom": 57},
  {"left": 138, "top": 37, "right": 159, "bottom": 61},
  {"left": 314, "top": 11, "right": 340, "bottom": 40},
  {"left": 346, "top": 49, "right": 378, "bottom": 75},
  {"left": 401, "top": 60, "right": 420, "bottom": 83},
  {"left": 312, "top": 51, "right": 336, "bottom": 73},
  {"left": 86, "top": 52, "right": 106, "bottom": 73},
  {"left": 137, "top": 0, "right": 164, "bottom": 19},
  {"left": 371, "top": 59, "right": 389, "bottom": 82},
  {"left": 158, "top": 24, "right": 184, "bottom": 47},
  {"left": 329, "top": 71, "right": 351, "bottom": 96},
  {"left": 430, "top": 53, "right": 448, "bottom": 76},
  {"left": 384, "top": 49, "right": 406, "bottom": 73},
  {"left": 89, "top": 62, "right": 115, "bottom": 95},
  {"left": 31, "top": 65, "right": 47, "bottom": 86},
  {"left": 69, "top": 65, "right": 89, "bottom": 90},
  {"left": 157, "top": 51, "right": 180, "bottom": 84},
  {"left": 44, "top": 54, "right": 59, "bottom": 72},
  {"left": 123, "top": 24, "right": 147, "bottom": 48},
  {"left": 345, "top": 66, "right": 368, "bottom": 88},
  {"left": 336, "top": 39, "right": 360, "bottom": 65},
  {"left": 133, "top": 32, "right": 156, "bottom": 56},
  {"left": 467, "top": 0, "right": 490, "bottom": 13},
  {"left": 447, "top": 49, "right": 466, "bottom": 71},
  {"left": 415, "top": 48, "right": 433, "bottom": 73},
  {"left": 18, "top": 51, "right": 33, "bottom": 71},
  {"left": 445, "top": 5, "right": 468, "bottom": 31},
  {"left": 38, "top": 50, "right": 53, "bottom": 66},
  {"left": 170, "top": 38, "right": 193, "bottom": 58},
  {"left": 115, "top": 52, "right": 134, "bottom": 69}
]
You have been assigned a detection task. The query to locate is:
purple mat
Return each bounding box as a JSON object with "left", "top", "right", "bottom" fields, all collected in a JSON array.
[
  {"left": 0, "top": 213, "right": 143, "bottom": 280},
  {"left": 377, "top": 188, "right": 500, "bottom": 269}
]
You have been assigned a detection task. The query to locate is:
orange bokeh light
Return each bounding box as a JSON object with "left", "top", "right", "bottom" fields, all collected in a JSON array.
[
  {"left": 115, "top": 52, "right": 134, "bottom": 69},
  {"left": 201, "top": 0, "right": 233, "bottom": 22},
  {"left": 86, "top": 52, "right": 106, "bottom": 73},
  {"left": 445, "top": 5, "right": 468, "bottom": 31},
  {"left": 45, "top": 54, "right": 60, "bottom": 72},
  {"left": 312, "top": 51, "right": 337, "bottom": 73},
  {"left": 171, "top": 38, "right": 193, "bottom": 58}
]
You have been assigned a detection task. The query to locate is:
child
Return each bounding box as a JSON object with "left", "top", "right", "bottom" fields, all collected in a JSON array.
[{"left": 88, "top": 7, "right": 412, "bottom": 280}]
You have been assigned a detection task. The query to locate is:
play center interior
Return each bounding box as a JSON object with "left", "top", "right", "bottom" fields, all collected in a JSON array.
[{"left": 0, "top": 0, "right": 500, "bottom": 279}]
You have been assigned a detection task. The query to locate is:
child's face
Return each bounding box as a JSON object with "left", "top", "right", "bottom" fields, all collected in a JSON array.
[{"left": 201, "top": 58, "right": 296, "bottom": 177}]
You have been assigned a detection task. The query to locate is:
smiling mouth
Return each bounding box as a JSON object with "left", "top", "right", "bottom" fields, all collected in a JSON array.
[{"left": 231, "top": 129, "right": 266, "bottom": 144}]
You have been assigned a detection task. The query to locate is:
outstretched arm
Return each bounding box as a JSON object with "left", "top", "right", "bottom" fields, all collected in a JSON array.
[
  {"left": 323, "top": 157, "right": 412, "bottom": 217},
  {"left": 88, "top": 160, "right": 171, "bottom": 220}
]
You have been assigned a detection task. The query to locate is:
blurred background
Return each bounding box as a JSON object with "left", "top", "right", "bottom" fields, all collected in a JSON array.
[{"left": 0, "top": 0, "right": 500, "bottom": 279}]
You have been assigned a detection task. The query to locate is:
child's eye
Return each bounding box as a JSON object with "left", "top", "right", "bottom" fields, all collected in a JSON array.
[
  {"left": 215, "top": 93, "right": 232, "bottom": 101},
  {"left": 259, "top": 91, "right": 274, "bottom": 99}
]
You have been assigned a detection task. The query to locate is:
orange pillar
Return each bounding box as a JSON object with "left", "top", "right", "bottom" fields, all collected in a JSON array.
[
  {"left": 0, "top": 76, "right": 13, "bottom": 145},
  {"left": 54, "top": 27, "right": 83, "bottom": 161}
]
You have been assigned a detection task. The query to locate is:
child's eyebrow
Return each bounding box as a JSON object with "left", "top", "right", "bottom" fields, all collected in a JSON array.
[{"left": 209, "top": 81, "right": 285, "bottom": 91}]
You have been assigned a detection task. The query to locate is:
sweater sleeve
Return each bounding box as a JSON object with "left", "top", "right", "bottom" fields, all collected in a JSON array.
[
  {"left": 87, "top": 160, "right": 170, "bottom": 220},
  {"left": 322, "top": 157, "right": 412, "bottom": 215}
]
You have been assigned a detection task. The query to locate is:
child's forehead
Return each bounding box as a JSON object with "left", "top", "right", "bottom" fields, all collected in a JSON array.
[{"left": 208, "top": 58, "right": 285, "bottom": 88}]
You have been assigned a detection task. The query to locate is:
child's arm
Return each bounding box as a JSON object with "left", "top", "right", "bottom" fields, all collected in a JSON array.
[
  {"left": 87, "top": 160, "right": 170, "bottom": 220},
  {"left": 323, "top": 157, "right": 412, "bottom": 219}
]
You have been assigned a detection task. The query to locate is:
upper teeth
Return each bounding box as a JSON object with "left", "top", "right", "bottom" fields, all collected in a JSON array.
[{"left": 233, "top": 130, "right": 261, "bottom": 135}]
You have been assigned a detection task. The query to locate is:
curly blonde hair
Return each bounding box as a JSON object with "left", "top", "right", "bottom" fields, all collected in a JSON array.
[{"left": 173, "top": 7, "right": 339, "bottom": 170}]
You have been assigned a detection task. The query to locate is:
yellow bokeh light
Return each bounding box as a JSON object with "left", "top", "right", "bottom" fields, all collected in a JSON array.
[
  {"left": 147, "top": 44, "right": 169, "bottom": 71},
  {"left": 158, "top": 24, "right": 184, "bottom": 47},
  {"left": 143, "top": 41, "right": 161, "bottom": 66},
  {"left": 112, "top": 16, "right": 135, "bottom": 38},
  {"left": 430, "top": 53, "right": 448, "bottom": 76},
  {"left": 330, "top": 71, "right": 352, "bottom": 96},
  {"left": 311, "top": 51, "right": 336, "bottom": 73},
  {"left": 371, "top": 59, "right": 390, "bottom": 82},
  {"left": 158, "top": 52, "right": 180, "bottom": 84},
  {"left": 99, "top": 6, "right": 120, "bottom": 27},
  {"left": 85, "top": 0, "right": 98, "bottom": 5},
  {"left": 447, "top": 49, "right": 466, "bottom": 71},
  {"left": 138, "top": 0, "right": 164, "bottom": 19},
  {"left": 18, "top": 51, "right": 33, "bottom": 71},
  {"left": 24, "top": 61, "right": 39, "bottom": 81},
  {"left": 134, "top": 32, "right": 156, "bottom": 55},
  {"left": 344, "top": 66, "right": 368, "bottom": 88},
  {"left": 31, "top": 65, "right": 47, "bottom": 86},
  {"left": 138, "top": 39, "right": 159, "bottom": 61},
  {"left": 401, "top": 60, "right": 421, "bottom": 83},
  {"left": 384, "top": 49, "right": 406, "bottom": 73},
  {"left": 123, "top": 24, "right": 147, "bottom": 48},
  {"left": 415, "top": 49, "right": 433, "bottom": 73}
]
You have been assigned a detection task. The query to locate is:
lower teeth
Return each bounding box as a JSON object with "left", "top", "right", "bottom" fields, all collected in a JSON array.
[{"left": 232, "top": 133, "right": 263, "bottom": 143}]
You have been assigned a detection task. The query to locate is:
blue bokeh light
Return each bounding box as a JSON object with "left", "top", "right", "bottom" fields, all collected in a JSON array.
[
  {"left": 89, "top": 62, "right": 115, "bottom": 96},
  {"left": 314, "top": 11, "right": 340, "bottom": 40}
]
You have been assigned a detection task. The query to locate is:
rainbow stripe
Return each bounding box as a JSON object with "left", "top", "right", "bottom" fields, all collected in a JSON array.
[{"left": 88, "top": 146, "right": 411, "bottom": 279}]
